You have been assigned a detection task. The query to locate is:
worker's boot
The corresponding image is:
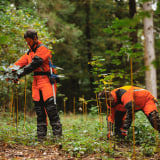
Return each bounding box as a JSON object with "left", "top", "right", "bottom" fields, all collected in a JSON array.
[{"left": 115, "top": 111, "right": 126, "bottom": 137}]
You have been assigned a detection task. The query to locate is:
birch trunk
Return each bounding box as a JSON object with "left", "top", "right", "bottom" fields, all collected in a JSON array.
[{"left": 143, "top": 1, "right": 157, "bottom": 98}]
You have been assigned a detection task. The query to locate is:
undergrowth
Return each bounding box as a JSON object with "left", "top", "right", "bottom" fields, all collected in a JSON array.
[{"left": 0, "top": 110, "right": 159, "bottom": 159}]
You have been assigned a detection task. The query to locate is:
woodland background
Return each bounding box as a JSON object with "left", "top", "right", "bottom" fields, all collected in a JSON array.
[{"left": 0, "top": 0, "right": 160, "bottom": 113}]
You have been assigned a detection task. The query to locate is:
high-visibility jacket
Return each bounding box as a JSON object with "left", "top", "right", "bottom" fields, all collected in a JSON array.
[
  {"left": 108, "top": 86, "right": 157, "bottom": 123},
  {"left": 15, "top": 40, "right": 56, "bottom": 102}
]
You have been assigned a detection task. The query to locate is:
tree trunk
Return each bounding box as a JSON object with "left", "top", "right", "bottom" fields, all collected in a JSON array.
[
  {"left": 129, "top": 0, "right": 137, "bottom": 44},
  {"left": 143, "top": 1, "right": 157, "bottom": 98},
  {"left": 85, "top": 0, "right": 94, "bottom": 95}
]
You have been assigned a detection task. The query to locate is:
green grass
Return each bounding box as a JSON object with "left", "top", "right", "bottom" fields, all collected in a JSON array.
[{"left": 0, "top": 111, "right": 159, "bottom": 159}]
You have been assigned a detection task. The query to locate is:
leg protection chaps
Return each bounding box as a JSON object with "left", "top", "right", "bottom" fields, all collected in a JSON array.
[
  {"left": 147, "top": 110, "right": 160, "bottom": 133},
  {"left": 34, "top": 100, "right": 47, "bottom": 139},
  {"left": 115, "top": 111, "right": 126, "bottom": 135},
  {"left": 123, "top": 102, "right": 133, "bottom": 131},
  {"left": 45, "top": 97, "right": 62, "bottom": 136}
]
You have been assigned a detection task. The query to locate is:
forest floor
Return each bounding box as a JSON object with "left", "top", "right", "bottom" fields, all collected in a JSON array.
[
  {"left": 0, "top": 140, "right": 160, "bottom": 160},
  {"left": 0, "top": 113, "right": 160, "bottom": 160}
]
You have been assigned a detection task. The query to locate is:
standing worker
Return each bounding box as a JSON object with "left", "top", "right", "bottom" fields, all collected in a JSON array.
[
  {"left": 98, "top": 86, "right": 160, "bottom": 138},
  {"left": 13, "top": 29, "right": 62, "bottom": 141}
]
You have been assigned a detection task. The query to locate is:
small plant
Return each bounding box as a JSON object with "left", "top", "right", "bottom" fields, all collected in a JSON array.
[
  {"left": 0, "top": 112, "right": 159, "bottom": 159},
  {"left": 0, "top": 65, "right": 21, "bottom": 81},
  {"left": 89, "top": 105, "right": 98, "bottom": 115},
  {"left": 141, "top": 143, "right": 154, "bottom": 157}
]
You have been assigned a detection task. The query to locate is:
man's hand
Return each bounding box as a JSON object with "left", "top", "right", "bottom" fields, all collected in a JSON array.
[
  {"left": 6, "top": 77, "right": 19, "bottom": 84},
  {"left": 13, "top": 79, "right": 19, "bottom": 84}
]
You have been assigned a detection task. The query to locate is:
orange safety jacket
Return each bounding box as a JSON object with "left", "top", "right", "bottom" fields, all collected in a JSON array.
[
  {"left": 14, "top": 40, "right": 57, "bottom": 102},
  {"left": 108, "top": 86, "right": 157, "bottom": 123}
]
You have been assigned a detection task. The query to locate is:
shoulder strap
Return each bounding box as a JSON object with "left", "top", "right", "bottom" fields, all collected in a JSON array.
[
  {"left": 27, "top": 44, "right": 48, "bottom": 55},
  {"left": 36, "top": 43, "right": 48, "bottom": 49}
]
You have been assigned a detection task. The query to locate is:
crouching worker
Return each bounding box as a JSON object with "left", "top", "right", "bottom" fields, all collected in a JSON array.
[
  {"left": 11, "top": 29, "right": 62, "bottom": 141},
  {"left": 98, "top": 86, "right": 160, "bottom": 138}
]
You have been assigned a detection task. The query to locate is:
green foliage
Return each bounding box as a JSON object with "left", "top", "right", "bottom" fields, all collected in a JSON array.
[
  {"left": 0, "top": 1, "right": 53, "bottom": 66},
  {"left": 128, "top": 111, "right": 157, "bottom": 145},
  {"left": 1, "top": 0, "right": 160, "bottom": 112},
  {"left": 0, "top": 112, "right": 159, "bottom": 159},
  {"left": 89, "top": 106, "right": 99, "bottom": 115},
  {"left": 0, "top": 0, "right": 55, "bottom": 110},
  {"left": 141, "top": 143, "right": 154, "bottom": 157},
  {"left": 0, "top": 65, "right": 21, "bottom": 81},
  {"left": 0, "top": 112, "right": 37, "bottom": 145},
  {"left": 91, "top": 11, "right": 146, "bottom": 91}
]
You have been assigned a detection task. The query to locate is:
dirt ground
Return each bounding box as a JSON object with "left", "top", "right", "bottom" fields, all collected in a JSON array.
[
  {"left": 0, "top": 141, "right": 160, "bottom": 160},
  {"left": 0, "top": 141, "right": 71, "bottom": 160}
]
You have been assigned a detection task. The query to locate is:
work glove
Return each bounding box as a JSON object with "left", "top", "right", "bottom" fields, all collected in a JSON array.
[
  {"left": 6, "top": 77, "right": 19, "bottom": 84},
  {"left": 16, "top": 71, "right": 24, "bottom": 79},
  {"left": 13, "top": 72, "right": 20, "bottom": 83},
  {"left": 6, "top": 78, "right": 10, "bottom": 82},
  {"left": 13, "top": 78, "right": 19, "bottom": 84},
  {"left": 120, "top": 128, "right": 128, "bottom": 136}
]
